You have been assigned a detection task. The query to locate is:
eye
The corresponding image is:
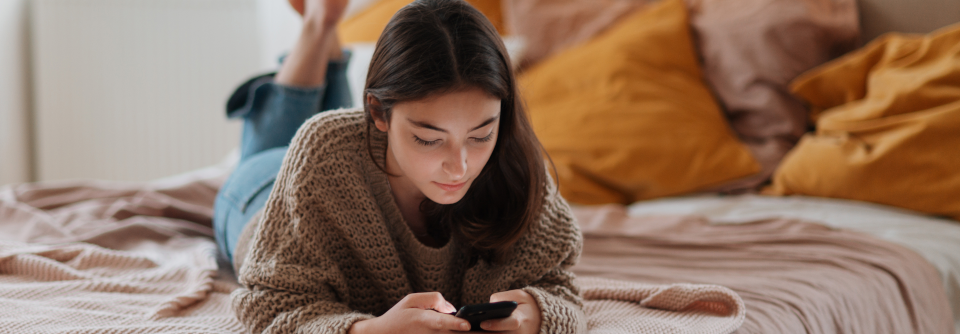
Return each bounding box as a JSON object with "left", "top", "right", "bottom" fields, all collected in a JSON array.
[
  {"left": 472, "top": 132, "right": 495, "bottom": 143},
  {"left": 413, "top": 135, "right": 440, "bottom": 146}
]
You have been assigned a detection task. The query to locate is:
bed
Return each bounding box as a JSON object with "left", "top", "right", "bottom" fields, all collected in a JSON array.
[{"left": 2, "top": 0, "right": 959, "bottom": 333}]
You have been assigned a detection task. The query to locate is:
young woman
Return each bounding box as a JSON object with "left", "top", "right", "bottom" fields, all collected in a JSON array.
[{"left": 213, "top": 0, "right": 585, "bottom": 333}]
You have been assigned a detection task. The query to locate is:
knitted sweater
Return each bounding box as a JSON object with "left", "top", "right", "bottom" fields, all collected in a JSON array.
[{"left": 231, "top": 109, "right": 586, "bottom": 334}]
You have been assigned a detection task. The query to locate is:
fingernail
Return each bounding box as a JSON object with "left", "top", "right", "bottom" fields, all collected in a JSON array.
[
  {"left": 480, "top": 321, "right": 489, "bottom": 329},
  {"left": 460, "top": 322, "right": 470, "bottom": 330}
]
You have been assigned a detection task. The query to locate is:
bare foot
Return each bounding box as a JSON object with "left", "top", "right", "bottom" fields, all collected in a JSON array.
[
  {"left": 275, "top": 0, "right": 349, "bottom": 87},
  {"left": 291, "top": 0, "right": 348, "bottom": 29},
  {"left": 288, "top": 0, "right": 306, "bottom": 16}
]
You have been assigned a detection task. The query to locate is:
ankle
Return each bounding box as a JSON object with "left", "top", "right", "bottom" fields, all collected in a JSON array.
[
  {"left": 327, "top": 33, "right": 344, "bottom": 62},
  {"left": 300, "top": 16, "right": 336, "bottom": 39}
]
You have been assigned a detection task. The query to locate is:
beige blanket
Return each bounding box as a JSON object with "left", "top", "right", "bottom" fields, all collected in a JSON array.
[{"left": 0, "top": 176, "right": 949, "bottom": 333}]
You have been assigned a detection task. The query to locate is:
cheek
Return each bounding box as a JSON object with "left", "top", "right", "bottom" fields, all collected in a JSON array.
[
  {"left": 469, "top": 145, "right": 496, "bottom": 173},
  {"left": 390, "top": 136, "right": 441, "bottom": 178},
  {"left": 411, "top": 152, "right": 442, "bottom": 179}
]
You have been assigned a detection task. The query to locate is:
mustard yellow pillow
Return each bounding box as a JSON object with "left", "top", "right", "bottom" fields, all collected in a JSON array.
[
  {"left": 767, "top": 23, "right": 960, "bottom": 221},
  {"left": 519, "top": 0, "right": 760, "bottom": 205},
  {"left": 339, "top": 0, "right": 504, "bottom": 44}
]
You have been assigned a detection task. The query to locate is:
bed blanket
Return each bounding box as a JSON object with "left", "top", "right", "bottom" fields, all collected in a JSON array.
[
  {"left": 0, "top": 176, "right": 244, "bottom": 333},
  {"left": 574, "top": 205, "right": 953, "bottom": 333},
  {"left": 0, "top": 176, "right": 948, "bottom": 333}
]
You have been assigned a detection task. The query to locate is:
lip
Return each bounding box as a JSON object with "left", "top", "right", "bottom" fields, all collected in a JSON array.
[{"left": 434, "top": 181, "right": 467, "bottom": 192}]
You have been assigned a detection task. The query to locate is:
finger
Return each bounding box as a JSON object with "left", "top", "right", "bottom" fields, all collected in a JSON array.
[
  {"left": 425, "top": 292, "right": 457, "bottom": 314},
  {"left": 404, "top": 292, "right": 457, "bottom": 314},
  {"left": 489, "top": 290, "right": 522, "bottom": 303},
  {"left": 480, "top": 314, "right": 521, "bottom": 332},
  {"left": 419, "top": 310, "right": 472, "bottom": 332},
  {"left": 443, "top": 300, "right": 457, "bottom": 314}
]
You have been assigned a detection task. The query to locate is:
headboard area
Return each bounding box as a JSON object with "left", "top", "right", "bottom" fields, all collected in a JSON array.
[{"left": 860, "top": 0, "right": 960, "bottom": 42}]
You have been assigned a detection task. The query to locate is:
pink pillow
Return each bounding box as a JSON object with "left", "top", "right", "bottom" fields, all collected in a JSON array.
[
  {"left": 503, "top": 0, "right": 651, "bottom": 68},
  {"left": 688, "top": 0, "right": 860, "bottom": 190}
]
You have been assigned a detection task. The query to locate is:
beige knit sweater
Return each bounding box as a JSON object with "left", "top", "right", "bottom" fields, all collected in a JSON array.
[{"left": 231, "top": 109, "right": 586, "bottom": 334}]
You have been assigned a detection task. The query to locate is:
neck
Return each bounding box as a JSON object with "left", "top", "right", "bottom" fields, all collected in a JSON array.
[
  {"left": 385, "top": 145, "right": 438, "bottom": 246},
  {"left": 388, "top": 176, "right": 426, "bottom": 230}
]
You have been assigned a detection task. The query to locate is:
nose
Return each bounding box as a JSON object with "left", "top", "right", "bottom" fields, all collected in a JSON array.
[{"left": 442, "top": 143, "right": 468, "bottom": 181}]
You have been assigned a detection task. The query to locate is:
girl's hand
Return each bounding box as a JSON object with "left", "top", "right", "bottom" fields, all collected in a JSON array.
[
  {"left": 480, "top": 290, "right": 542, "bottom": 334},
  {"left": 349, "top": 292, "right": 473, "bottom": 334}
]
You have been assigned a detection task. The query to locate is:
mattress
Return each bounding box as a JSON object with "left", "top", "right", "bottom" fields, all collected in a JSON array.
[{"left": 625, "top": 194, "right": 960, "bottom": 333}]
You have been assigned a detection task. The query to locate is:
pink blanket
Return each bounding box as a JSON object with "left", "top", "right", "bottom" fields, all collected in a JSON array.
[
  {"left": 574, "top": 205, "right": 953, "bottom": 333},
  {"left": 0, "top": 176, "right": 950, "bottom": 333},
  {"left": 0, "top": 176, "right": 244, "bottom": 333}
]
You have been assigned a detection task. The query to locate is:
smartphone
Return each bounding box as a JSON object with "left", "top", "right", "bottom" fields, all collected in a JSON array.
[{"left": 454, "top": 301, "right": 518, "bottom": 331}]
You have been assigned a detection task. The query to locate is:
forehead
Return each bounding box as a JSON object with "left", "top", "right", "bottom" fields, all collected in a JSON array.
[{"left": 392, "top": 87, "right": 502, "bottom": 127}]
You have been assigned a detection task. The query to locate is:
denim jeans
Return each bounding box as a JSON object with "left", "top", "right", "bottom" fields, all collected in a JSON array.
[{"left": 213, "top": 51, "right": 353, "bottom": 263}]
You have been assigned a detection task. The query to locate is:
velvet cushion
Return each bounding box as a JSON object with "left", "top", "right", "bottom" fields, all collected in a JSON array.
[
  {"left": 503, "top": 0, "right": 650, "bottom": 68},
  {"left": 519, "top": 0, "right": 760, "bottom": 205},
  {"left": 689, "top": 0, "right": 860, "bottom": 190},
  {"left": 767, "top": 23, "right": 960, "bottom": 221},
  {"left": 505, "top": 0, "right": 860, "bottom": 191}
]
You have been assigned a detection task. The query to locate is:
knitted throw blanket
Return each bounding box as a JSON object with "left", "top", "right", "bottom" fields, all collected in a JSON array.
[{"left": 579, "top": 277, "right": 744, "bottom": 333}]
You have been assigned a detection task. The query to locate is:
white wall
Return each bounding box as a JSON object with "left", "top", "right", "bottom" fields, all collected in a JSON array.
[
  {"left": 0, "top": 0, "right": 32, "bottom": 186},
  {"left": 3, "top": 0, "right": 377, "bottom": 185},
  {"left": 860, "top": 0, "right": 960, "bottom": 42},
  {"left": 254, "top": 0, "right": 301, "bottom": 71},
  {"left": 31, "top": 0, "right": 258, "bottom": 182}
]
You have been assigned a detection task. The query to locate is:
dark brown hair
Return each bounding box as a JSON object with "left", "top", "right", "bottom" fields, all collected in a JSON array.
[{"left": 363, "top": 0, "right": 548, "bottom": 262}]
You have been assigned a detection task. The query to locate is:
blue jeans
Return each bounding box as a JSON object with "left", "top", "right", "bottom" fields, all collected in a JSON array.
[{"left": 213, "top": 51, "right": 353, "bottom": 263}]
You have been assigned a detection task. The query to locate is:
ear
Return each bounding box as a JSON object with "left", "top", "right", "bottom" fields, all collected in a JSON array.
[{"left": 367, "top": 94, "right": 389, "bottom": 132}]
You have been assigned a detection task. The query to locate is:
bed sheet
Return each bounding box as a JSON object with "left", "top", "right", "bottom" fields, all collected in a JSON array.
[{"left": 626, "top": 194, "right": 960, "bottom": 334}]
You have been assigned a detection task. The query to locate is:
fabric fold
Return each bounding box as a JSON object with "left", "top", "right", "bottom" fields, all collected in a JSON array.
[{"left": 579, "top": 277, "right": 745, "bottom": 334}]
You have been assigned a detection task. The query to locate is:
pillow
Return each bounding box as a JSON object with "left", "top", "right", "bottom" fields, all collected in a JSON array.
[
  {"left": 502, "top": 0, "right": 650, "bottom": 68},
  {"left": 287, "top": 0, "right": 388, "bottom": 21},
  {"left": 338, "top": 0, "right": 504, "bottom": 44},
  {"left": 687, "top": 0, "right": 860, "bottom": 191},
  {"left": 766, "top": 23, "right": 960, "bottom": 221},
  {"left": 519, "top": 0, "right": 760, "bottom": 205}
]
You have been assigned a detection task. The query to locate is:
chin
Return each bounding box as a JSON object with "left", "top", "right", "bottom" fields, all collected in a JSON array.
[
  {"left": 425, "top": 185, "right": 470, "bottom": 205},
  {"left": 428, "top": 193, "right": 467, "bottom": 205},
  {"left": 424, "top": 180, "right": 473, "bottom": 205}
]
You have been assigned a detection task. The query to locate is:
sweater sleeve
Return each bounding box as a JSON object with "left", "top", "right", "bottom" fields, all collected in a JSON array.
[
  {"left": 232, "top": 284, "right": 374, "bottom": 334},
  {"left": 521, "top": 187, "right": 587, "bottom": 334},
  {"left": 231, "top": 113, "right": 374, "bottom": 334},
  {"left": 523, "top": 269, "right": 587, "bottom": 334}
]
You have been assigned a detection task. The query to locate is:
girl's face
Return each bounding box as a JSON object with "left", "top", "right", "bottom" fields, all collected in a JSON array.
[{"left": 373, "top": 86, "right": 501, "bottom": 205}]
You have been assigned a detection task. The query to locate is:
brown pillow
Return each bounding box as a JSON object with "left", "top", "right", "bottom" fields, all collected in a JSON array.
[{"left": 688, "top": 0, "right": 860, "bottom": 191}]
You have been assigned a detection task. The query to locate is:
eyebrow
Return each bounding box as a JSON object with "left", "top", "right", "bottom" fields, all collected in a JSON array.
[{"left": 407, "top": 115, "right": 500, "bottom": 133}]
